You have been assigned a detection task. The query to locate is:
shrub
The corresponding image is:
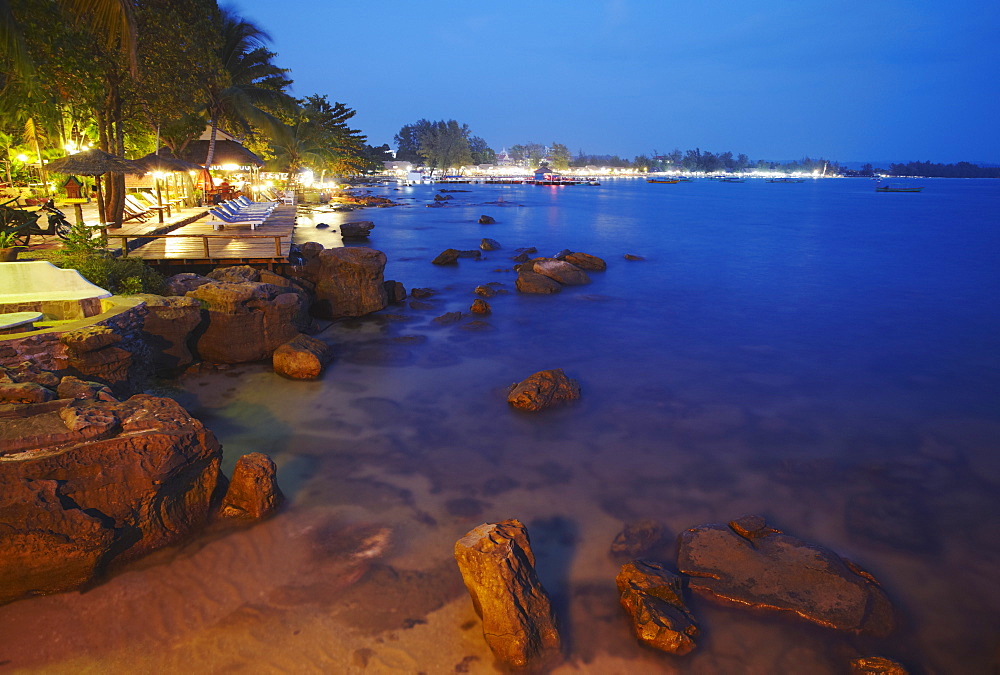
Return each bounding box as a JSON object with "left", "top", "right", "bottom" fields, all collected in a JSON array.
[{"left": 58, "top": 224, "right": 165, "bottom": 295}]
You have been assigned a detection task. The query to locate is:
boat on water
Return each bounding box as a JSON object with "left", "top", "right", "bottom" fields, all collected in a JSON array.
[
  {"left": 876, "top": 184, "right": 924, "bottom": 193},
  {"left": 647, "top": 178, "right": 679, "bottom": 184},
  {"left": 766, "top": 177, "right": 806, "bottom": 183},
  {"left": 719, "top": 176, "right": 745, "bottom": 183}
]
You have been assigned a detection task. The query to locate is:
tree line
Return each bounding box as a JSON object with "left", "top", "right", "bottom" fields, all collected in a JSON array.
[
  {"left": 888, "top": 161, "right": 1000, "bottom": 178},
  {"left": 1, "top": 0, "right": 383, "bottom": 225}
]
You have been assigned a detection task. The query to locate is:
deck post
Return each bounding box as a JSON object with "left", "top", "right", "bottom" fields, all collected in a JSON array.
[
  {"left": 274, "top": 236, "right": 281, "bottom": 256},
  {"left": 202, "top": 236, "right": 210, "bottom": 257}
]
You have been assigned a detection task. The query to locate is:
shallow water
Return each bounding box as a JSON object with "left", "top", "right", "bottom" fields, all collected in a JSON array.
[{"left": 2, "top": 178, "right": 999, "bottom": 673}]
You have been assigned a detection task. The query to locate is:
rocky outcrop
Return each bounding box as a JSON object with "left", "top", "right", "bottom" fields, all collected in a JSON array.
[
  {"left": 0, "top": 394, "right": 223, "bottom": 605},
  {"left": 470, "top": 299, "right": 491, "bottom": 315},
  {"left": 340, "top": 221, "right": 375, "bottom": 239},
  {"left": 624, "top": 253, "right": 645, "bottom": 261},
  {"left": 481, "top": 238, "right": 501, "bottom": 251},
  {"left": 272, "top": 334, "right": 332, "bottom": 380},
  {"left": 207, "top": 265, "right": 260, "bottom": 284},
  {"left": 474, "top": 285, "right": 497, "bottom": 298},
  {"left": 56, "top": 375, "right": 116, "bottom": 401},
  {"left": 218, "top": 452, "right": 282, "bottom": 520},
  {"left": 677, "top": 515, "right": 895, "bottom": 636},
  {"left": 507, "top": 369, "right": 581, "bottom": 412},
  {"left": 454, "top": 519, "right": 561, "bottom": 670},
  {"left": 305, "top": 247, "right": 388, "bottom": 320},
  {"left": 532, "top": 260, "right": 591, "bottom": 286},
  {"left": 617, "top": 560, "right": 699, "bottom": 655},
  {"left": 186, "top": 282, "right": 305, "bottom": 363},
  {"left": 135, "top": 294, "right": 203, "bottom": 373},
  {"left": 515, "top": 270, "right": 562, "bottom": 294},
  {"left": 60, "top": 317, "right": 152, "bottom": 396},
  {"left": 478, "top": 215, "right": 496, "bottom": 224}
]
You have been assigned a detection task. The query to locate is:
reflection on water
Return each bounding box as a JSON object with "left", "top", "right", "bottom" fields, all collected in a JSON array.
[{"left": 1, "top": 179, "right": 998, "bottom": 673}]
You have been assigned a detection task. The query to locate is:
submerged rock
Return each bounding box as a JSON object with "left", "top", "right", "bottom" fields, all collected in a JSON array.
[
  {"left": 508, "top": 368, "right": 581, "bottom": 412},
  {"left": 272, "top": 333, "right": 333, "bottom": 380},
  {"left": 677, "top": 516, "right": 895, "bottom": 636},
  {"left": 219, "top": 452, "right": 283, "bottom": 520},
  {"left": 478, "top": 215, "right": 496, "bottom": 224},
  {"left": 616, "top": 560, "right": 699, "bottom": 655},
  {"left": 480, "top": 238, "right": 501, "bottom": 251},
  {"left": 454, "top": 519, "right": 561, "bottom": 669},
  {"left": 624, "top": 253, "right": 645, "bottom": 261},
  {"left": 610, "top": 520, "right": 669, "bottom": 562},
  {"left": 470, "top": 299, "right": 491, "bottom": 315}
]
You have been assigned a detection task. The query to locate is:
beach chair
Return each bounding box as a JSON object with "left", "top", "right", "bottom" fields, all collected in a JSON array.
[
  {"left": 235, "top": 195, "right": 278, "bottom": 209},
  {"left": 218, "top": 200, "right": 274, "bottom": 218},
  {"left": 121, "top": 196, "right": 151, "bottom": 222},
  {"left": 207, "top": 207, "right": 265, "bottom": 229},
  {"left": 136, "top": 192, "right": 171, "bottom": 218}
]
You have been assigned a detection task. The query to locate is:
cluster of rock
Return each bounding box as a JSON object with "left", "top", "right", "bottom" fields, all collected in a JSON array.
[
  {"left": 513, "top": 250, "right": 606, "bottom": 294},
  {"left": 455, "top": 516, "right": 907, "bottom": 672},
  {"left": 0, "top": 377, "right": 282, "bottom": 606}
]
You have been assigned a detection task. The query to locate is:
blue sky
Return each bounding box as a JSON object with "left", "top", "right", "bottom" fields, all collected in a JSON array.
[{"left": 234, "top": 0, "right": 1000, "bottom": 164}]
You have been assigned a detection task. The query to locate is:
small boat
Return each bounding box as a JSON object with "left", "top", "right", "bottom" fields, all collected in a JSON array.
[
  {"left": 766, "top": 177, "right": 805, "bottom": 183},
  {"left": 718, "top": 176, "right": 745, "bottom": 183},
  {"left": 647, "top": 178, "right": 679, "bottom": 184},
  {"left": 875, "top": 184, "right": 924, "bottom": 193}
]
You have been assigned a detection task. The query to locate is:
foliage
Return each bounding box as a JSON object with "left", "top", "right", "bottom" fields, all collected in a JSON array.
[
  {"left": 58, "top": 223, "right": 164, "bottom": 294},
  {"left": 395, "top": 119, "right": 494, "bottom": 171},
  {"left": 0, "top": 229, "right": 20, "bottom": 247}
]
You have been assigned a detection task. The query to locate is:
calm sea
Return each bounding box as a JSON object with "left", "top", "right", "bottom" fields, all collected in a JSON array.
[{"left": 2, "top": 177, "right": 998, "bottom": 673}]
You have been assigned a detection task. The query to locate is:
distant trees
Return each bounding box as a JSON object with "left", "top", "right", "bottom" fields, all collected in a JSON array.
[
  {"left": 888, "top": 160, "right": 1000, "bottom": 178},
  {"left": 394, "top": 119, "right": 494, "bottom": 172}
]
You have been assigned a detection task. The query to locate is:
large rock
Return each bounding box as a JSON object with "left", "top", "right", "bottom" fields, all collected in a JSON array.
[
  {"left": 340, "top": 221, "right": 375, "bottom": 239},
  {"left": 515, "top": 270, "right": 562, "bottom": 294},
  {"left": 186, "top": 282, "right": 306, "bottom": 363},
  {"left": 454, "top": 519, "right": 561, "bottom": 669},
  {"left": 219, "top": 452, "right": 283, "bottom": 520},
  {"left": 617, "top": 560, "right": 699, "bottom": 655},
  {"left": 384, "top": 280, "right": 407, "bottom": 304},
  {"left": 478, "top": 215, "right": 496, "bottom": 224},
  {"left": 0, "top": 394, "right": 223, "bottom": 605},
  {"left": 272, "top": 334, "right": 332, "bottom": 380},
  {"left": 507, "top": 368, "right": 581, "bottom": 412},
  {"left": 207, "top": 265, "right": 260, "bottom": 283},
  {"left": 677, "top": 516, "right": 895, "bottom": 636},
  {"left": 135, "top": 294, "right": 203, "bottom": 373},
  {"left": 309, "top": 247, "right": 388, "bottom": 319},
  {"left": 533, "top": 260, "right": 591, "bottom": 285},
  {"left": 480, "top": 238, "right": 501, "bottom": 251}
]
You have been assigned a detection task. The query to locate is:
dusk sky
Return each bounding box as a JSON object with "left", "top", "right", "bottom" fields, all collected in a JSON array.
[{"left": 235, "top": 0, "right": 999, "bottom": 164}]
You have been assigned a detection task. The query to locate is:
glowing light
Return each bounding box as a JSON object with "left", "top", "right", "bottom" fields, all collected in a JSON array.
[
  {"left": 222, "top": 163, "right": 239, "bottom": 172},
  {"left": 16, "top": 154, "right": 29, "bottom": 162}
]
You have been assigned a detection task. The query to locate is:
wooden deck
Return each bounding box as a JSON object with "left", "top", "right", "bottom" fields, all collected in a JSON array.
[{"left": 118, "top": 204, "right": 295, "bottom": 267}]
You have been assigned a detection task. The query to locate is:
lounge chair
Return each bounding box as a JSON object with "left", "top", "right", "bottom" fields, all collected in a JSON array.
[
  {"left": 121, "top": 196, "right": 151, "bottom": 222},
  {"left": 207, "top": 207, "right": 265, "bottom": 229},
  {"left": 135, "top": 192, "right": 171, "bottom": 218},
  {"left": 217, "top": 200, "right": 274, "bottom": 218}
]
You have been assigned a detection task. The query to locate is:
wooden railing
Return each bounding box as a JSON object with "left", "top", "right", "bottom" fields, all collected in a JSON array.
[{"left": 111, "top": 233, "right": 286, "bottom": 258}]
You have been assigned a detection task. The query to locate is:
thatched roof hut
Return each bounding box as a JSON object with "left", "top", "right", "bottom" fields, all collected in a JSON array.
[{"left": 177, "top": 140, "right": 263, "bottom": 169}]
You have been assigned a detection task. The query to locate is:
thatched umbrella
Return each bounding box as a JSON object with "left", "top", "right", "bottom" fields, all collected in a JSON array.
[
  {"left": 133, "top": 151, "right": 204, "bottom": 220},
  {"left": 46, "top": 149, "right": 143, "bottom": 227}
]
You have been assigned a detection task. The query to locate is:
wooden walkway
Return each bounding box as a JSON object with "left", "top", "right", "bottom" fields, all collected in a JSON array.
[{"left": 119, "top": 204, "right": 295, "bottom": 267}]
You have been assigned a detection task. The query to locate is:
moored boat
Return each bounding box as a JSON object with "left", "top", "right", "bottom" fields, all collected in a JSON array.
[
  {"left": 647, "top": 178, "right": 679, "bottom": 184},
  {"left": 876, "top": 184, "right": 924, "bottom": 192}
]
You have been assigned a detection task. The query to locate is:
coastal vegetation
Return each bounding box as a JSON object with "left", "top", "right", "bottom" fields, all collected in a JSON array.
[
  {"left": 0, "top": 0, "right": 376, "bottom": 225},
  {"left": 394, "top": 119, "right": 494, "bottom": 171}
]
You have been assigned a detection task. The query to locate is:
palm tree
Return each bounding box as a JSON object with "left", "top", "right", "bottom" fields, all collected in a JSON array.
[
  {"left": 203, "top": 8, "right": 291, "bottom": 170},
  {"left": 1, "top": 0, "right": 136, "bottom": 77},
  {"left": 266, "top": 112, "right": 332, "bottom": 188}
]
